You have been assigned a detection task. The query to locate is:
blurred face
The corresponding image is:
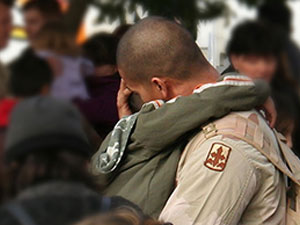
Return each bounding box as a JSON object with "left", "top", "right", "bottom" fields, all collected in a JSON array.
[
  {"left": 0, "top": 3, "right": 12, "bottom": 50},
  {"left": 231, "top": 54, "right": 277, "bottom": 82},
  {"left": 24, "top": 9, "right": 45, "bottom": 42}
]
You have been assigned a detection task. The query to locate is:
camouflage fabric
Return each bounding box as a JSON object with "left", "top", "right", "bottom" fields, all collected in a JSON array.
[
  {"left": 94, "top": 101, "right": 165, "bottom": 174},
  {"left": 94, "top": 113, "right": 139, "bottom": 174},
  {"left": 91, "top": 74, "right": 270, "bottom": 217}
]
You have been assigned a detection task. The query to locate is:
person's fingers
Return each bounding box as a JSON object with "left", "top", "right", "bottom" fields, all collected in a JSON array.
[
  {"left": 117, "top": 79, "right": 133, "bottom": 118},
  {"left": 123, "top": 88, "right": 132, "bottom": 96},
  {"left": 118, "top": 83, "right": 132, "bottom": 104},
  {"left": 119, "top": 79, "right": 132, "bottom": 97},
  {"left": 119, "top": 79, "right": 126, "bottom": 91},
  {"left": 268, "top": 106, "right": 277, "bottom": 128},
  {"left": 261, "top": 97, "right": 277, "bottom": 128}
]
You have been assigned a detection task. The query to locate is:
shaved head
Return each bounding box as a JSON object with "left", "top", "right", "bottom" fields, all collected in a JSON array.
[{"left": 117, "top": 17, "right": 210, "bottom": 83}]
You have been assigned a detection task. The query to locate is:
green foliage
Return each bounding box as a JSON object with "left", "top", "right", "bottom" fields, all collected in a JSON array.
[{"left": 91, "top": 0, "right": 287, "bottom": 37}]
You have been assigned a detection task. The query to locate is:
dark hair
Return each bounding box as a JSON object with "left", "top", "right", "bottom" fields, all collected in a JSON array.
[
  {"left": 272, "top": 86, "right": 300, "bottom": 155},
  {"left": 258, "top": 0, "right": 291, "bottom": 33},
  {"left": 226, "top": 20, "right": 285, "bottom": 57},
  {"left": 22, "top": 0, "right": 62, "bottom": 20},
  {"left": 83, "top": 33, "right": 118, "bottom": 66},
  {"left": 273, "top": 89, "right": 298, "bottom": 130},
  {"left": 9, "top": 50, "right": 53, "bottom": 97},
  {"left": 113, "top": 24, "right": 133, "bottom": 40},
  {"left": 2, "top": 150, "right": 101, "bottom": 200},
  {"left": 0, "top": 0, "right": 14, "bottom": 7}
]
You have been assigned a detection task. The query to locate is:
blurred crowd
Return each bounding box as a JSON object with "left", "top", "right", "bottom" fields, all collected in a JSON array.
[{"left": 0, "top": 0, "right": 299, "bottom": 225}]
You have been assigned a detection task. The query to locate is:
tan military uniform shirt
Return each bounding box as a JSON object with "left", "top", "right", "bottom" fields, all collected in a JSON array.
[{"left": 160, "top": 111, "right": 286, "bottom": 225}]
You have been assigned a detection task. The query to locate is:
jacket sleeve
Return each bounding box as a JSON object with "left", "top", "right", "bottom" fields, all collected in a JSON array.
[{"left": 131, "top": 78, "right": 270, "bottom": 152}]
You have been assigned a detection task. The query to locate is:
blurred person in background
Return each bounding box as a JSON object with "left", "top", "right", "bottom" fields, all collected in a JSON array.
[
  {"left": 225, "top": 20, "right": 300, "bottom": 156},
  {"left": 0, "top": 50, "right": 52, "bottom": 199},
  {"left": 224, "top": 20, "right": 284, "bottom": 82},
  {"left": 32, "top": 22, "right": 91, "bottom": 101},
  {"left": 21, "top": 0, "right": 108, "bottom": 151},
  {"left": 0, "top": 0, "right": 13, "bottom": 135},
  {"left": 9, "top": 50, "right": 53, "bottom": 99},
  {"left": 258, "top": 0, "right": 300, "bottom": 156},
  {"left": 0, "top": 96, "right": 143, "bottom": 224},
  {"left": 2, "top": 49, "right": 53, "bottom": 128},
  {"left": 1, "top": 49, "right": 53, "bottom": 129},
  {"left": 0, "top": 0, "right": 13, "bottom": 202},
  {"left": 258, "top": 0, "right": 300, "bottom": 86},
  {"left": 22, "top": 0, "right": 62, "bottom": 43},
  {"left": 10, "top": 49, "right": 101, "bottom": 154},
  {"left": 75, "top": 33, "right": 120, "bottom": 139},
  {"left": 0, "top": 0, "right": 13, "bottom": 130}
]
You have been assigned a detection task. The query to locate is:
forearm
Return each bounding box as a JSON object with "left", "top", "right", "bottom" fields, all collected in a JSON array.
[{"left": 132, "top": 77, "right": 270, "bottom": 150}]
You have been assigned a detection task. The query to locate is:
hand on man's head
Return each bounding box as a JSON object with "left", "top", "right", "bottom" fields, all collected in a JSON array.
[{"left": 117, "top": 79, "right": 133, "bottom": 119}]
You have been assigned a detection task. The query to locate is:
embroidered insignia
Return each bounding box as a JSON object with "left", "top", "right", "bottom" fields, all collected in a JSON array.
[{"left": 204, "top": 143, "right": 231, "bottom": 172}]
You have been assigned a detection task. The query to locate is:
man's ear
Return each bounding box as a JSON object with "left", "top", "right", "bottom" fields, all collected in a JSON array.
[{"left": 151, "top": 77, "right": 169, "bottom": 100}]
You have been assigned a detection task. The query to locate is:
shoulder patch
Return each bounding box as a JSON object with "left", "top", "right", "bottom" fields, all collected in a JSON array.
[{"left": 204, "top": 143, "right": 232, "bottom": 172}]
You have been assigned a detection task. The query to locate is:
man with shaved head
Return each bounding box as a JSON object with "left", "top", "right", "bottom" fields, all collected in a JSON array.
[
  {"left": 92, "top": 17, "right": 287, "bottom": 224},
  {"left": 117, "top": 17, "right": 216, "bottom": 103}
]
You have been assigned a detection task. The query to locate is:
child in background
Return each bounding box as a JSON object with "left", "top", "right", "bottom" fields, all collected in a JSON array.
[
  {"left": 32, "top": 22, "right": 91, "bottom": 101},
  {"left": 1, "top": 49, "right": 53, "bottom": 134},
  {"left": 75, "top": 33, "right": 120, "bottom": 139},
  {"left": 224, "top": 21, "right": 285, "bottom": 82},
  {"left": 225, "top": 20, "right": 300, "bottom": 156},
  {"left": 9, "top": 50, "right": 53, "bottom": 98},
  {"left": 1, "top": 49, "right": 53, "bottom": 139}
]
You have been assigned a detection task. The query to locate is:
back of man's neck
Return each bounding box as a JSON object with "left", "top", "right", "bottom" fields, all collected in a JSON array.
[{"left": 173, "top": 69, "right": 220, "bottom": 97}]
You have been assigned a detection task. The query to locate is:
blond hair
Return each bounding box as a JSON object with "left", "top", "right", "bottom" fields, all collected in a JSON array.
[{"left": 32, "top": 22, "right": 80, "bottom": 57}]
